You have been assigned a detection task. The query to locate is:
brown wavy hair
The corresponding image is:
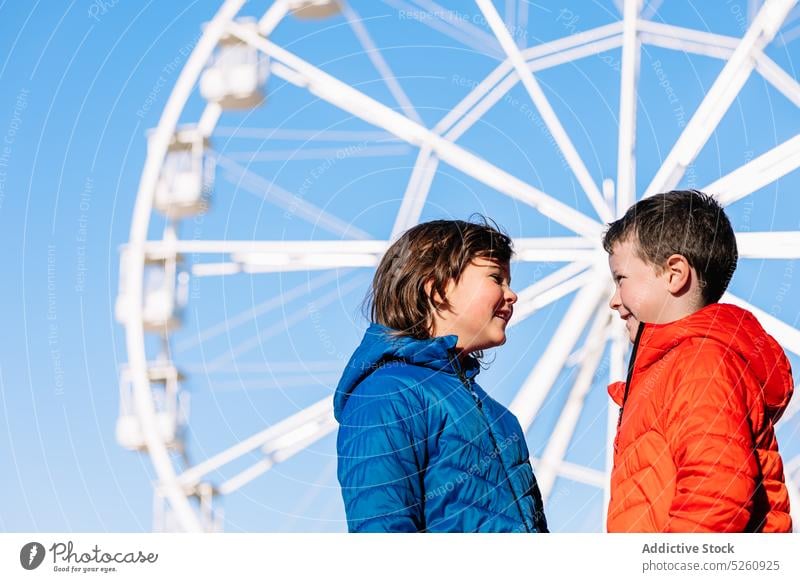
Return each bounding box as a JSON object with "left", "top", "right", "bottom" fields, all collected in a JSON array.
[{"left": 366, "top": 217, "right": 514, "bottom": 339}]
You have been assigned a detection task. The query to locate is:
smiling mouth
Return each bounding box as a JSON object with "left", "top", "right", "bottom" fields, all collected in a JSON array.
[{"left": 494, "top": 310, "right": 512, "bottom": 322}]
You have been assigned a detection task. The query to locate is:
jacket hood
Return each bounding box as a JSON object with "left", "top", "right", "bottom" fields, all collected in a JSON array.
[
  {"left": 333, "top": 323, "right": 480, "bottom": 421},
  {"left": 609, "top": 303, "right": 793, "bottom": 422}
]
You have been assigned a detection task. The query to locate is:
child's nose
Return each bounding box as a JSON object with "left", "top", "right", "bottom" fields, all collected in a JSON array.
[
  {"left": 609, "top": 288, "right": 621, "bottom": 311},
  {"left": 506, "top": 287, "right": 518, "bottom": 305}
]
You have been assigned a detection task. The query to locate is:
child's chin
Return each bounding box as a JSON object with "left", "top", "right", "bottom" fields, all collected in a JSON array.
[{"left": 485, "top": 334, "right": 507, "bottom": 349}]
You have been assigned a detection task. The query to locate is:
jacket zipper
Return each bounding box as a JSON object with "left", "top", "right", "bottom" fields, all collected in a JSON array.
[
  {"left": 617, "top": 321, "right": 645, "bottom": 430},
  {"left": 454, "top": 359, "right": 532, "bottom": 533}
]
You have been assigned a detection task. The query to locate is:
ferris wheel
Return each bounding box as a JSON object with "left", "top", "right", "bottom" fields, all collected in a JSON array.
[{"left": 116, "top": 0, "right": 800, "bottom": 532}]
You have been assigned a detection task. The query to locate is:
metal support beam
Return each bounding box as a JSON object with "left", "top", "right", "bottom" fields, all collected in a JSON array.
[
  {"left": 176, "top": 269, "right": 344, "bottom": 352},
  {"left": 530, "top": 457, "right": 606, "bottom": 488},
  {"left": 616, "top": 0, "right": 642, "bottom": 217},
  {"left": 258, "top": 0, "right": 288, "bottom": 33},
  {"left": 454, "top": 37, "right": 626, "bottom": 146},
  {"left": 341, "top": 1, "right": 423, "bottom": 124},
  {"left": 215, "top": 154, "right": 372, "bottom": 240},
  {"left": 511, "top": 268, "right": 597, "bottom": 325},
  {"left": 391, "top": 145, "right": 439, "bottom": 240},
  {"left": 477, "top": 0, "right": 612, "bottom": 223},
  {"left": 508, "top": 262, "right": 593, "bottom": 326},
  {"left": 510, "top": 276, "right": 609, "bottom": 431},
  {"left": 179, "top": 397, "right": 334, "bottom": 490},
  {"left": 638, "top": 20, "right": 800, "bottom": 108},
  {"left": 229, "top": 22, "right": 604, "bottom": 238},
  {"left": 604, "top": 317, "right": 628, "bottom": 527},
  {"left": 383, "top": 0, "right": 504, "bottom": 58},
  {"left": 643, "top": 0, "right": 797, "bottom": 198},
  {"left": 736, "top": 231, "right": 800, "bottom": 259},
  {"left": 203, "top": 272, "right": 370, "bottom": 371},
  {"left": 514, "top": 236, "right": 601, "bottom": 263},
  {"left": 537, "top": 308, "right": 611, "bottom": 501},
  {"left": 436, "top": 24, "right": 618, "bottom": 136},
  {"left": 705, "top": 134, "right": 800, "bottom": 207}
]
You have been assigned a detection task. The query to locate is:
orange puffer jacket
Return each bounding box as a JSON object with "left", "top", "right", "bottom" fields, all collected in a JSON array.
[{"left": 607, "top": 303, "right": 793, "bottom": 532}]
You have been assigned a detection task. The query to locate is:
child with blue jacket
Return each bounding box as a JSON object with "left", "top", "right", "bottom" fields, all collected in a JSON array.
[{"left": 334, "top": 219, "right": 548, "bottom": 532}]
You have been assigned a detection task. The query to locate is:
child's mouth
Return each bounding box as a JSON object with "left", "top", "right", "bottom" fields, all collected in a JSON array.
[{"left": 494, "top": 310, "right": 512, "bottom": 322}]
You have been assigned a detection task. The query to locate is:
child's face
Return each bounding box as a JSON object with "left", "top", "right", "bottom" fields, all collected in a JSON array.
[
  {"left": 432, "top": 257, "right": 517, "bottom": 354},
  {"left": 607, "top": 238, "right": 674, "bottom": 343}
]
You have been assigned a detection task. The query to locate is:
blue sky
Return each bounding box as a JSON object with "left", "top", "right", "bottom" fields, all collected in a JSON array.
[{"left": 1, "top": 0, "right": 799, "bottom": 533}]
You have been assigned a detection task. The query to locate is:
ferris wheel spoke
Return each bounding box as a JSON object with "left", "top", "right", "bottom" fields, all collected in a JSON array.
[
  {"left": 514, "top": 236, "right": 601, "bottom": 262},
  {"left": 530, "top": 456, "right": 606, "bottom": 489},
  {"left": 516, "top": 0, "right": 528, "bottom": 47},
  {"left": 510, "top": 266, "right": 598, "bottom": 326},
  {"left": 258, "top": 0, "right": 289, "bottom": 34},
  {"left": 643, "top": 0, "right": 797, "bottom": 199},
  {"left": 638, "top": 20, "right": 740, "bottom": 58},
  {"left": 477, "top": 0, "right": 612, "bottom": 223},
  {"left": 341, "top": 1, "right": 423, "bottom": 125},
  {"left": 391, "top": 145, "right": 439, "bottom": 239},
  {"left": 197, "top": 102, "right": 222, "bottom": 137},
  {"left": 178, "top": 396, "right": 334, "bottom": 492},
  {"left": 382, "top": 0, "right": 504, "bottom": 58},
  {"left": 176, "top": 269, "right": 345, "bottom": 353},
  {"left": 537, "top": 307, "right": 611, "bottom": 502},
  {"left": 213, "top": 127, "right": 398, "bottom": 141},
  {"left": 705, "top": 134, "right": 800, "bottom": 207},
  {"left": 201, "top": 373, "right": 341, "bottom": 392},
  {"left": 143, "top": 239, "right": 389, "bottom": 255},
  {"left": 754, "top": 54, "right": 800, "bottom": 108},
  {"left": 736, "top": 231, "right": 800, "bottom": 259},
  {"left": 510, "top": 275, "right": 610, "bottom": 431},
  {"left": 442, "top": 31, "right": 624, "bottom": 142},
  {"left": 781, "top": 396, "right": 799, "bottom": 424},
  {"left": 616, "top": 0, "right": 642, "bottom": 217},
  {"left": 638, "top": 21, "right": 800, "bottom": 108},
  {"left": 640, "top": 0, "right": 665, "bottom": 20},
  {"left": 723, "top": 291, "right": 800, "bottom": 356},
  {"left": 203, "top": 271, "right": 370, "bottom": 371},
  {"left": 219, "top": 417, "right": 337, "bottom": 495},
  {"left": 182, "top": 359, "right": 344, "bottom": 375},
  {"left": 228, "top": 22, "right": 604, "bottom": 238},
  {"left": 224, "top": 144, "right": 412, "bottom": 162},
  {"left": 604, "top": 318, "right": 628, "bottom": 522},
  {"left": 785, "top": 459, "right": 800, "bottom": 530},
  {"left": 788, "top": 454, "right": 800, "bottom": 477},
  {"left": 145, "top": 238, "right": 387, "bottom": 276},
  {"left": 215, "top": 153, "right": 372, "bottom": 240}
]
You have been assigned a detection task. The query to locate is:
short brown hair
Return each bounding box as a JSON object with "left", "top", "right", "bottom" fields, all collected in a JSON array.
[
  {"left": 603, "top": 190, "right": 738, "bottom": 305},
  {"left": 367, "top": 218, "right": 513, "bottom": 339}
]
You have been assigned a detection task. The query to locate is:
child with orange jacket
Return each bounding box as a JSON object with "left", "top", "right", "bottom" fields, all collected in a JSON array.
[{"left": 604, "top": 189, "right": 793, "bottom": 532}]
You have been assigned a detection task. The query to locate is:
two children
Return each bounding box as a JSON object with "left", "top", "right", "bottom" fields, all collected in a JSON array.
[
  {"left": 333, "top": 220, "right": 548, "bottom": 532},
  {"left": 334, "top": 190, "right": 793, "bottom": 533}
]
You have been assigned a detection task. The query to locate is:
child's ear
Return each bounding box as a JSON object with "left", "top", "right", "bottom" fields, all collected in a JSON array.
[
  {"left": 424, "top": 277, "right": 450, "bottom": 308},
  {"left": 664, "top": 254, "right": 691, "bottom": 294},
  {"left": 424, "top": 278, "right": 441, "bottom": 305}
]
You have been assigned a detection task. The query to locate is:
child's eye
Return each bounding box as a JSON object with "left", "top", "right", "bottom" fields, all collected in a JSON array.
[{"left": 491, "top": 274, "right": 504, "bottom": 284}]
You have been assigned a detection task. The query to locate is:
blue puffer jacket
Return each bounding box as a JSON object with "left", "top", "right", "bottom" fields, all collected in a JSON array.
[{"left": 334, "top": 323, "right": 548, "bottom": 533}]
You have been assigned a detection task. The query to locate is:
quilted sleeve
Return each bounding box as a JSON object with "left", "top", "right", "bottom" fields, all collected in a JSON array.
[
  {"left": 663, "top": 364, "right": 759, "bottom": 532},
  {"left": 336, "top": 377, "right": 426, "bottom": 532}
]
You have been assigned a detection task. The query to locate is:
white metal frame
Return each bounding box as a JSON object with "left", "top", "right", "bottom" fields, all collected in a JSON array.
[{"left": 119, "top": 0, "right": 800, "bottom": 532}]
